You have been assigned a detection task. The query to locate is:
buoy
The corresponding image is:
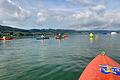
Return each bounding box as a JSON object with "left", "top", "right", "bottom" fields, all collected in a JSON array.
[
  {"left": 89, "top": 33, "right": 94, "bottom": 38},
  {"left": 111, "top": 32, "right": 117, "bottom": 35}
]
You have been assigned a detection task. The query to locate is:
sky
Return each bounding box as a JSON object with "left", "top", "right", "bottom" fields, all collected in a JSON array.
[{"left": 0, "top": 0, "right": 120, "bottom": 30}]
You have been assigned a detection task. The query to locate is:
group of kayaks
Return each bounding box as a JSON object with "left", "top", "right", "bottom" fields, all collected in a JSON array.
[
  {"left": 36, "top": 33, "right": 68, "bottom": 40},
  {"left": 79, "top": 52, "right": 120, "bottom": 80}
]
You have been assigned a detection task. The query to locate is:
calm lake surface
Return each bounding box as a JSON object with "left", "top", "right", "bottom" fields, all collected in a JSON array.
[{"left": 0, "top": 34, "right": 120, "bottom": 80}]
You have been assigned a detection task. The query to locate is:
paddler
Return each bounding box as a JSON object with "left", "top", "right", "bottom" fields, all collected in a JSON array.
[
  {"left": 58, "top": 33, "right": 61, "bottom": 38},
  {"left": 2, "top": 36, "right": 6, "bottom": 40},
  {"left": 41, "top": 34, "right": 44, "bottom": 39}
]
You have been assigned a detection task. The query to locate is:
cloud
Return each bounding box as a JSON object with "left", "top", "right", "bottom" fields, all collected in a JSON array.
[
  {"left": 102, "top": 11, "right": 120, "bottom": 30},
  {"left": 91, "top": 4, "right": 106, "bottom": 15},
  {"left": 36, "top": 9, "right": 68, "bottom": 24},
  {"left": 0, "top": 0, "right": 119, "bottom": 30},
  {"left": 67, "top": 16, "right": 107, "bottom": 30},
  {"left": 37, "top": 0, "right": 107, "bottom": 22},
  {"left": 0, "top": 0, "right": 31, "bottom": 22},
  {"left": 36, "top": 7, "right": 107, "bottom": 29},
  {"left": 37, "top": 12, "right": 47, "bottom": 22},
  {"left": 104, "top": 11, "right": 120, "bottom": 21},
  {"left": 92, "top": 4, "right": 106, "bottom": 11},
  {"left": 70, "top": 11, "right": 92, "bottom": 19},
  {"left": 25, "top": 0, "right": 120, "bottom": 30},
  {"left": 66, "top": 9, "right": 120, "bottom": 30},
  {"left": 66, "top": 0, "right": 95, "bottom": 6},
  {"left": 36, "top": 9, "right": 92, "bottom": 23}
]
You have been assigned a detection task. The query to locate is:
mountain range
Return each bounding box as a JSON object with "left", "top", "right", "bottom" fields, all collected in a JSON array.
[{"left": 0, "top": 25, "right": 120, "bottom": 34}]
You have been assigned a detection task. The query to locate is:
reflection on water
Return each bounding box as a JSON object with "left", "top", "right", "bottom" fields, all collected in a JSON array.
[
  {"left": 57, "top": 39, "right": 61, "bottom": 48},
  {"left": 89, "top": 37, "right": 94, "bottom": 44},
  {"left": 0, "top": 35, "right": 120, "bottom": 80}
]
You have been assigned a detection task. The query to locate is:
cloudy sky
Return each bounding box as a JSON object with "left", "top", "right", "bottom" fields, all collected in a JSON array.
[{"left": 0, "top": 0, "right": 120, "bottom": 30}]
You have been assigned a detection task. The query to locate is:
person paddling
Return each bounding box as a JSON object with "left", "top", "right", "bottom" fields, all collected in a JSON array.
[{"left": 2, "top": 36, "right": 6, "bottom": 40}]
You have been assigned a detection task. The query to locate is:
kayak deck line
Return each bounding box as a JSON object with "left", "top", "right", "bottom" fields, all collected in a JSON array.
[{"left": 79, "top": 53, "right": 120, "bottom": 80}]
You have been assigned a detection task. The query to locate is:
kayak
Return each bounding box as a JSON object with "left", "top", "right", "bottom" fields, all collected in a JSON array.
[
  {"left": 55, "top": 37, "right": 63, "bottom": 39},
  {"left": 79, "top": 53, "right": 120, "bottom": 80},
  {"left": 55, "top": 36, "right": 68, "bottom": 39},
  {"left": 0, "top": 38, "right": 15, "bottom": 40},
  {"left": 36, "top": 37, "right": 49, "bottom": 40}
]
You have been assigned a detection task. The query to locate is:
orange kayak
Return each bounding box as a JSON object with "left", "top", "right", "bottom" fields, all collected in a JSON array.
[{"left": 79, "top": 53, "right": 120, "bottom": 80}]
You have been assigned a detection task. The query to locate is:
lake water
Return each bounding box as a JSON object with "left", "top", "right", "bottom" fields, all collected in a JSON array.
[{"left": 0, "top": 34, "right": 120, "bottom": 80}]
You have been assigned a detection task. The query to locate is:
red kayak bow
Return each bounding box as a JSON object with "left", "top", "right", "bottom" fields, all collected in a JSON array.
[{"left": 79, "top": 53, "right": 120, "bottom": 80}]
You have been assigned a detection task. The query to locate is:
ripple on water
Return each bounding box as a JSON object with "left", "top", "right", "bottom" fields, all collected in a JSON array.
[{"left": 0, "top": 35, "right": 120, "bottom": 80}]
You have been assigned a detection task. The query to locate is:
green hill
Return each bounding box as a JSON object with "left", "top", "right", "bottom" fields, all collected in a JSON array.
[
  {"left": 0, "top": 25, "right": 29, "bottom": 32},
  {"left": 0, "top": 25, "right": 119, "bottom": 36}
]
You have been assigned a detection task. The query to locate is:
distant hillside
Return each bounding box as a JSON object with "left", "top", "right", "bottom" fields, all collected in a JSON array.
[
  {"left": 0, "top": 25, "right": 29, "bottom": 32},
  {"left": 0, "top": 25, "right": 120, "bottom": 34},
  {"left": 0, "top": 25, "right": 78, "bottom": 34}
]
